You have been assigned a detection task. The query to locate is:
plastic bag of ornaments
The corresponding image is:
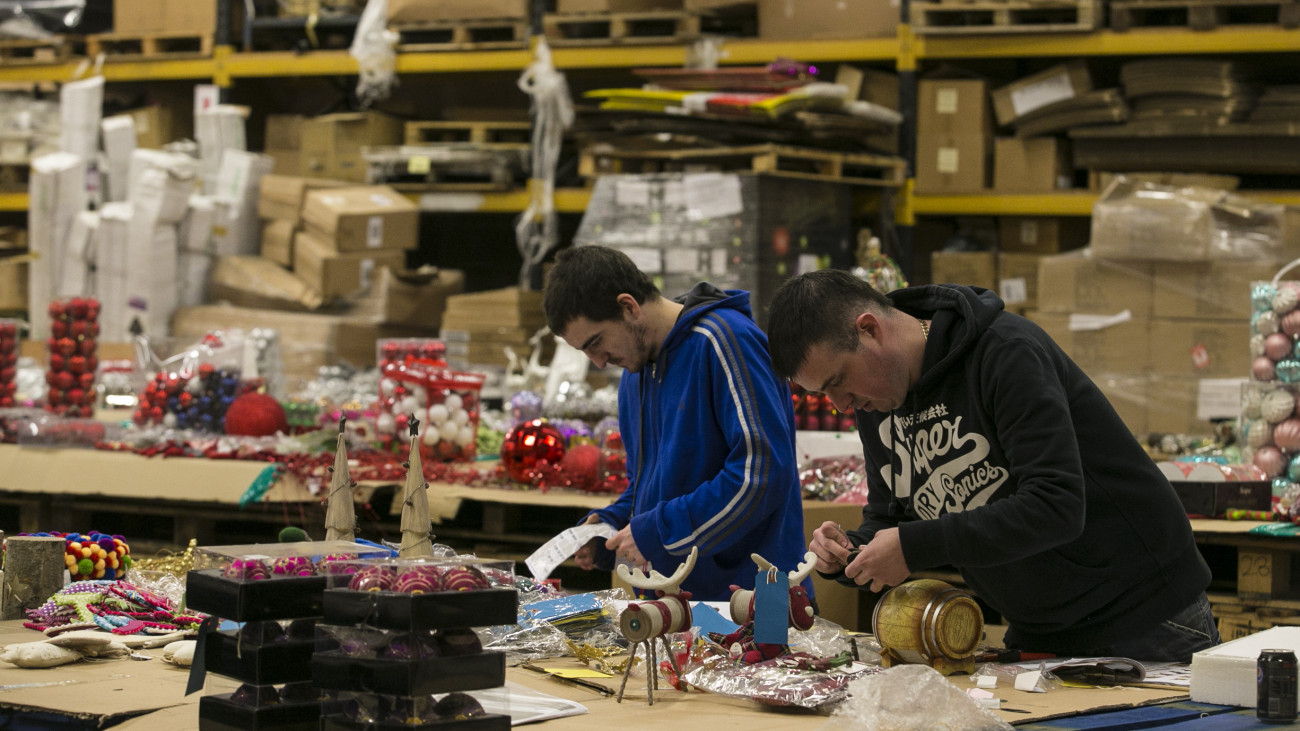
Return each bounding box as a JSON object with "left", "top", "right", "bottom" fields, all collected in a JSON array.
[
  {"left": 1240, "top": 382, "right": 1300, "bottom": 496},
  {"left": 131, "top": 329, "right": 280, "bottom": 432},
  {"left": 376, "top": 349, "right": 486, "bottom": 462},
  {"left": 0, "top": 318, "right": 22, "bottom": 409},
  {"left": 44, "top": 298, "right": 100, "bottom": 417},
  {"left": 1249, "top": 277, "right": 1300, "bottom": 385}
]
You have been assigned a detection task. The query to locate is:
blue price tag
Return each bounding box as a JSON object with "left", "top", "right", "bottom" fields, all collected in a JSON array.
[{"left": 753, "top": 569, "right": 789, "bottom": 645}]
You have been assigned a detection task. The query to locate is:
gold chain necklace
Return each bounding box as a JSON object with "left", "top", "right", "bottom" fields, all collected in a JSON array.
[{"left": 920, "top": 319, "right": 930, "bottom": 341}]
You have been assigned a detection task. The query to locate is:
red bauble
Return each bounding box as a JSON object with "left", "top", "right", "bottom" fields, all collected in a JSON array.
[
  {"left": 0, "top": 335, "right": 13, "bottom": 354},
  {"left": 47, "top": 301, "right": 65, "bottom": 320},
  {"left": 47, "top": 388, "right": 63, "bottom": 406},
  {"left": 223, "top": 392, "right": 289, "bottom": 437},
  {"left": 198, "top": 363, "right": 215, "bottom": 379},
  {"left": 78, "top": 372, "right": 94, "bottom": 390},
  {"left": 68, "top": 297, "right": 88, "bottom": 319},
  {"left": 50, "top": 320, "right": 67, "bottom": 338},
  {"left": 68, "top": 355, "right": 87, "bottom": 374},
  {"left": 500, "top": 419, "right": 567, "bottom": 484},
  {"left": 78, "top": 338, "right": 95, "bottom": 357},
  {"left": 56, "top": 337, "right": 75, "bottom": 357},
  {"left": 48, "top": 353, "right": 65, "bottom": 372},
  {"left": 560, "top": 443, "right": 603, "bottom": 491},
  {"left": 67, "top": 388, "right": 85, "bottom": 406},
  {"left": 54, "top": 371, "right": 74, "bottom": 390},
  {"left": 0, "top": 366, "right": 15, "bottom": 384},
  {"left": 69, "top": 320, "right": 88, "bottom": 338}
]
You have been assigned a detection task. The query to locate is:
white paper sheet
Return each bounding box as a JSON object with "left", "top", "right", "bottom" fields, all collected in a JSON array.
[{"left": 525, "top": 523, "right": 618, "bottom": 581}]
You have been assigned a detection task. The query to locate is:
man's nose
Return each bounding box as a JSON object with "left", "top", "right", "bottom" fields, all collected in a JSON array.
[{"left": 828, "top": 392, "right": 852, "bottom": 413}]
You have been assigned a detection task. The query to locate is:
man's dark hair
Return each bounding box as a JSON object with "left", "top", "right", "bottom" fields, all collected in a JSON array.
[
  {"left": 543, "top": 245, "right": 661, "bottom": 335},
  {"left": 766, "top": 269, "right": 894, "bottom": 379}
]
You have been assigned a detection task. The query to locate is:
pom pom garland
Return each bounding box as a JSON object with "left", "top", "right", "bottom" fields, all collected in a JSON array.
[{"left": 24, "top": 531, "right": 132, "bottom": 581}]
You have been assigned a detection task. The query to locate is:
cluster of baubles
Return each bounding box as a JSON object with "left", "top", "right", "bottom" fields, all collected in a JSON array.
[
  {"left": 376, "top": 353, "right": 481, "bottom": 462},
  {"left": 1241, "top": 385, "right": 1300, "bottom": 484},
  {"left": 134, "top": 362, "right": 243, "bottom": 431},
  {"left": 345, "top": 563, "right": 491, "bottom": 594},
  {"left": 44, "top": 298, "right": 100, "bottom": 417},
  {"left": 0, "top": 320, "right": 18, "bottom": 408},
  {"left": 341, "top": 689, "right": 486, "bottom": 725},
  {"left": 1251, "top": 281, "right": 1300, "bottom": 383}
]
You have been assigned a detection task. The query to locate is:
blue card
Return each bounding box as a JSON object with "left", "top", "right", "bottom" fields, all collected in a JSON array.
[
  {"left": 691, "top": 601, "right": 740, "bottom": 636},
  {"left": 754, "top": 569, "right": 790, "bottom": 645}
]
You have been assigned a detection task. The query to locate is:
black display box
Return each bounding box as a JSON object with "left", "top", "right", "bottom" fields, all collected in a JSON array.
[
  {"left": 187, "top": 570, "right": 328, "bottom": 621},
  {"left": 201, "top": 631, "right": 317, "bottom": 685},
  {"left": 322, "top": 588, "right": 518, "bottom": 631},
  {"left": 312, "top": 650, "right": 506, "bottom": 696},
  {"left": 197, "top": 692, "right": 321, "bottom": 731},
  {"left": 1170, "top": 480, "right": 1271, "bottom": 517},
  {"left": 320, "top": 713, "right": 511, "bottom": 731}
]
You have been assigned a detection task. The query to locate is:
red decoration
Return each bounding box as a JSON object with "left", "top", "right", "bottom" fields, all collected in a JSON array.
[
  {"left": 500, "top": 419, "right": 567, "bottom": 484},
  {"left": 560, "top": 443, "right": 602, "bottom": 491},
  {"left": 223, "top": 393, "right": 289, "bottom": 437},
  {"left": 43, "top": 297, "right": 98, "bottom": 417}
]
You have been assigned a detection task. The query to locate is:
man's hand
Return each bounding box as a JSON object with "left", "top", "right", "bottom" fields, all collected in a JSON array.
[
  {"left": 809, "top": 521, "right": 856, "bottom": 573},
  {"left": 574, "top": 514, "right": 605, "bottom": 571},
  {"left": 843, "top": 527, "right": 908, "bottom": 593},
  {"left": 607, "top": 525, "right": 647, "bottom": 570}
]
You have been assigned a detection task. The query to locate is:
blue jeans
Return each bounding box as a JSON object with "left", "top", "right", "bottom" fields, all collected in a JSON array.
[{"left": 1007, "top": 593, "right": 1221, "bottom": 664}]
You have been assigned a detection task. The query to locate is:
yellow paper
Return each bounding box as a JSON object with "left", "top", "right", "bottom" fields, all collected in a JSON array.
[
  {"left": 543, "top": 668, "right": 612, "bottom": 679},
  {"left": 407, "top": 156, "right": 431, "bottom": 174}
]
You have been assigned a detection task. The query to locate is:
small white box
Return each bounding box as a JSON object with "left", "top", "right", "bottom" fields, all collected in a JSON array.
[{"left": 1190, "top": 626, "right": 1300, "bottom": 707}]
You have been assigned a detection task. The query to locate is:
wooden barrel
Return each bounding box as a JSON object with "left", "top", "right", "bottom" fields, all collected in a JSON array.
[{"left": 871, "top": 579, "right": 983, "bottom": 664}]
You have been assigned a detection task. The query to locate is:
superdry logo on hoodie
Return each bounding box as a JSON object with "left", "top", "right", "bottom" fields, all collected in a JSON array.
[{"left": 879, "top": 410, "right": 1009, "bottom": 520}]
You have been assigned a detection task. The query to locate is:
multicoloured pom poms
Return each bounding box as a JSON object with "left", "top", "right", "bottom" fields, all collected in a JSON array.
[{"left": 18, "top": 531, "right": 131, "bottom": 581}]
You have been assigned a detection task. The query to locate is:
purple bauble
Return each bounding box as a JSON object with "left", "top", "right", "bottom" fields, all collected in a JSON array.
[
  {"left": 319, "top": 555, "right": 359, "bottom": 575},
  {"left": 442, "top": 565, "right": 490, "bottom": 592},
  {"left": 348, "top": 564, "right": 395, "bottom": 592},
  {"left": 272, "top": 555, "right": 316, "bottom": 577},
  {"left": 393, "top": 565, "right": 445, "bottom": 594},
  {"left": 436, "top": 628, "right": 483, "bottom": 656},
  {"left": 223, "top": 558, "right": 271, "bottom": 581},
  {"left": 435, "top": 692, "right": 486, "bottom": 721},
  {"left": 383, "top": 633, "right": 439, "bottom": 660}
]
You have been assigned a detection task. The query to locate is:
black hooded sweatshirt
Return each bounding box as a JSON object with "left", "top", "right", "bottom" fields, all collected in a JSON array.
[{"left": 840, "top": 284, "right": 1211, "bottom": 653}]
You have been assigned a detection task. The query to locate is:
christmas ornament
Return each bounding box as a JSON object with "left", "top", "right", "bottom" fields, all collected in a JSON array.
[
  {"left": 1254, "top": 283, "right": 1278, "bottom": 312},
  {"left": 1255, "top": 310, "right": 1281, "bottom": 336},
  {"left": 1245, "top": 419, "right": 1274, "bottom": 449},
  {"left": 442, "top": 564, "right": 490, "bottom": 592},
  {"left": 1261, "top": 388, "right": 1295, "bottom": 423},
  {"left": 1254, "top": 357, "right": 1277, "bottom": 382},
  {"left": 500, "top": 419, "right": 567, "bottom": 484},
  {"left": 1244, "top": 386, "right": 1264, "bottom": 420},
  {"left": 1275, "top": 419, "right": 1300, "bottom": 451},
  {"left": 223, "top": 392, "right": 289, "bottom": 436},
  {"left": 43, "top": 299, "right": 98, "bottom": 417},
  {"left": 325, "top": 417, "right": 358, "bottom": 543},
  {"left": 348, "top": 565, "right": 395, "bottom": 592},
  {"left": 0, "top": 320, "right": 19, "bottom": 408},
  {"left": 851, "top": 230, "right": 908, "bottom": 293},
  {"left": 1283, "top": 311, "right": 1300, "bottom": 338},
  {"left": 1278, "top": 360, "right": 1300, "bottom": 384},
  {"left": 272, "top": 556, "right": 315, "bottom": 577},
  {"left": 1288, "top": 453, "right": 1300, "bottom": 482},
  {"left": 1267, "top": 333, "right": 1294, "bottom": 361},
  {"left": 507, "top": 390, "right": 544, "bottom": 429},
  {"left": 1256, "top": 446, "right": 1288, "bottom": 478},
  {"left": 393, "top": 565, "right": 444, "bottom": 594},
  {"left": 1275, "top": 283, "right": 1300, "bottom": 314},
  {"left": 399, "top": 416, "right": 435, "bottom": 558},
  {"left": 222, "top": 558, "right": 271, "bottom": 581}
]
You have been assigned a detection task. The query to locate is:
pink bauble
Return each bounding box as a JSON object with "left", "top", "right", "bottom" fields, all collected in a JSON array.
[
  {"left": 222, "top": 558, "right": 271, "bottom": 581},
  {"left": 1276, "top": 419, "right": 1300, "bottom": 451},
  {"left": 393, "top": 565, "right": 445, "bottom": 594},
  {"left": 1282, "top": 310, "right": 1300, "bottom": 338},
  {"left": 272, "top": 555, "right": 316, "bottom": 577},
  {"left": 1255, "top": 446, "right": 1287, "bottom": 477},
  {"left": 442, "top": 565, "right": 490, "bottom": 592},
  {"left": 1266, "top": 333, "right": 1294, "bottom": 361},
  {"left": 1255, "top": 357, "right": 1278, "bottom": 381},
  {"left": 348, "top": 564, "right": 395, "bottom": 592}
]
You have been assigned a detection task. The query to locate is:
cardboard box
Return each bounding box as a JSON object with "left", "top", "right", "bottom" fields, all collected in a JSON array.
[
  {"left": 997, "top": 252, "right": 1040, "bottom": 309},
  {"left": 998, "top": 216, "right": 1090, "bottom": 254},
  {"left": 1148, "top": 319, "right": 1250, "bottom": 379},
  {"left": 931, "top": 251, "right": 996, "bottom": 290},
  {"left": 207, "top": 255, "right": 323, "bottom": 312},
  {"left": 915, "top": 79, "right": 991, "bottom": 194},
  {"left": 991, "top": 61, "right": 1092, "bottom": 127},
  {"left": 1153, "top": 260, "right": 1284, "bottom": 321},
  {"left": 127, "top": 106, "right": 175, "bottom": 150},
  {"left": 300, "top": 186, "right": 419, "bottom": 252},
  {"left": 386, "top": 0, "right": 528, "bottom": 23},
  {"left": 352, "top": 266, "right": 466, "bottom": 329},
  {"left": 758, "top": 0, "right": 899, "bottom": 40},
  {"left": 558, "top": 0, "right": 681, "bottom": 11},
  {"left": 114, "top": 0, "right": 162, "bottom": 33},
  {"left": 994, "top": 137, "right": 1072, "bottom": 193},
  {"left": 165, "top": 0, "right": 217, "bottom": 34},
  {"left": 260, "top": 219, "right": 296, "bottom": 268},
  {"left": 1027, "top": 311, "right": 1150, "bottom": 376},
  {"left": 0, "top": 255, "right": 27, "bottom": 310},
  {"left": 264, "top": 149, "right": 301, "bottom": 177},
  {"left": 265, "top": 114, "right": 306, "bottom": 151},
  {"left": 443, "top": 287, "right": 546, "bottom": 330},
  {"left": 257, "top": 175, "right": 348, "bottom": 221},
  {"left": 300, "top": 112, "right": 403, "bottom": 183},
  {"left": 293, "top": 230, "right": 405, "bottom": 298},
  {"left": 1037, "top": 250, "right": 1154, "bottom": 316}
]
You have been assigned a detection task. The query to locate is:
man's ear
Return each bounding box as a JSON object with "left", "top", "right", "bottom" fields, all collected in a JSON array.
[
  {"left": 616, "top": 293, "right": 641, "bottom": 319},
  {"left": 854, "top": 311, "right": 881, "bottom": 341}
]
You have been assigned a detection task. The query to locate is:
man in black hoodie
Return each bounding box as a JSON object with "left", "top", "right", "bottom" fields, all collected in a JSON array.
[{"left": 766, "top": 269, "right": 1218, "bottom": 662}]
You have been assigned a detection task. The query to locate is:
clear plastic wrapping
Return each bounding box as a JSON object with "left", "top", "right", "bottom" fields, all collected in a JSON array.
[{"left": 824, "top": 664, "right": 1013, "bottom": 729}]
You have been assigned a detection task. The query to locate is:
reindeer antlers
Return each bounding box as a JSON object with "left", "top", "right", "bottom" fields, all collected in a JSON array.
[
  {"left": 617, "top": 547, "right": 699, "bottom": 593},
  {"left": 750, "top": 551, "right": 818, "bottom": 583}
]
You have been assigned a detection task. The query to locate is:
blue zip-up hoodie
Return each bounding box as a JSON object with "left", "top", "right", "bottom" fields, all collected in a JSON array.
[{"left": 589, "top": 283, "right": 810, "bottom": 601}]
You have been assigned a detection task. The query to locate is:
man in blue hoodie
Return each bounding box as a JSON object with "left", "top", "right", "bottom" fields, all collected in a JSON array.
[
  {"left": 542, "top": 245, "right": 810, "bottom": 601},
  {"left": 765, "top": 269, "right": 1217, "bottom": 662}
]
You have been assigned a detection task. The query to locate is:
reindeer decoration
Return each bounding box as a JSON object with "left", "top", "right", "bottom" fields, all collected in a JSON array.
[
  {"left": 614, "top": 546, "right": 699, "bottom": 705},
  {"left": 718, "top": 552, "right": 817, "bottom": 664}
]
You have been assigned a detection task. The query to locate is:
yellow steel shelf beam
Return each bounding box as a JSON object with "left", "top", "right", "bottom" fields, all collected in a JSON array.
[
  {"left": 0, "top": 193, "right": 28, "bottom": 212},
  {"left": 409, "top": 187, "right": 591, "bottom": 214},
  {"left": 911, "top": 189, "right": 1300, "bottom": 216},
  {"left": 552, "top": 37, "right": 898, "bottom": 68},
  {"left": 915, "top": 27, "right": 1300, "bottom": 58},
  {"left": 0, "top": 57, "right": 215, "bottom": 83}
]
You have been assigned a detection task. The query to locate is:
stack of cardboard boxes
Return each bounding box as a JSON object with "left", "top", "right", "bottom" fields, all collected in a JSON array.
[
  {"left": 440, "top": 288, "right": 547, "bottom": 370},
  {"left": 263, "top": 111, "right": 403, "bottom": 183}
]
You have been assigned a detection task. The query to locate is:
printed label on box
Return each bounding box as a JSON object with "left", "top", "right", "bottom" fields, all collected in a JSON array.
[
  {"left": 366, "top": 216, "right": 383, "bottom": 247},
  {"left": 1010, "top": 73, "right": 1075, "bottom": 118},
  {"left": 1197, "top": 378, "right": 1246, "bottom": 421},
  {"left": 999, "top": 277, "right": 1028, "bottom": 305},
  {"left": 1019, "top": 220, "right": 1039, "bottom": 245},
  {"left": 937, "top": 148, "right": 960, "bottom": 174},
  {"left": 936, "top": 88, "right": 960, "bottom": 114},
  {"left": 360, "top": 258, "right": 376, "bottom": 290},
  {"left": 685, "top": 173, "right": 743, "bottom": 220},
  {"left": 368, "top": 194, "right": 395, "bottom": 207}
]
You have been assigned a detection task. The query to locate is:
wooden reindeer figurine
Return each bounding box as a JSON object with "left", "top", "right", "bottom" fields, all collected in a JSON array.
[
  {"left": 615, "top": 546, "right": 699, "bottom": 705},
  {"left": 721, "top": 552, "right": 818, "bottom": 664}
]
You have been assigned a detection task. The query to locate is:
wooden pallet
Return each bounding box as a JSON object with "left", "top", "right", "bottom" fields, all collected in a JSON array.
[
  {"left": 0, "top": 36, "right": 86, "bottom": 64},
  {"left": 578, "top": 144, "right": 906, "bottom": 187},
  {"left": 1111, "top": 0, "right": 1300, "bottom": 30},
  {"left": 404, "top": 121, "right": 532, "bottom": 146},
  {"left": 911, "top": 0, "right": 1101, "bottom": 33},
  {"left": 544, "top": 11, "right": 701, "bottom": 45},
  {"left": 85, "top": 32, "right": 214, "bottom": 57},
  {"left": 364, "top": 145, "right": 528, "bottom": 191},
  {"left": 393, "top": 19, "right": 528, "bottom": 51}
]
